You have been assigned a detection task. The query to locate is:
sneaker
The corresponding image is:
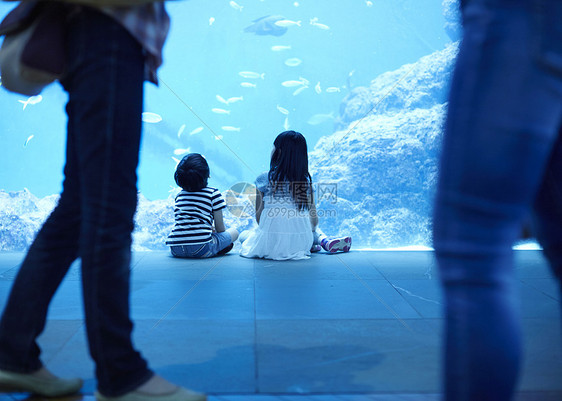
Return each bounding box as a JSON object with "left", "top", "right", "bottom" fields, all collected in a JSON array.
[
  {"left": 321, "top": 236, "right": 352, "bottom": 253},
  {"left": 0, "top": 368, "right": 83, "bottom": 397}
]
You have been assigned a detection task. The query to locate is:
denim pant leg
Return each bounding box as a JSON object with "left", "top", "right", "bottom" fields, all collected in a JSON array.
[
  {"left": 0, "top": 9, "right": 86, "bottom": 374},
  {"left": 60, "top": 9, "right": 153, "bottom": 396},
  {"left": 433, "top": 0, "right": 562, "bottom": 400},
  {"left": 170, "top": 243, "right": 211, "bottom": 258},
  {"left": 0, "top": 184, "right": 81, "bottom": 373},
  {"left": 533, "top": 125, "right": 562, "bottom": 285}
]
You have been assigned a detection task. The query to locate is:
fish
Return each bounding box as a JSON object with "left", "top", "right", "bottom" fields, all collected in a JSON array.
[
  {"left": 18, "top": 95, "right": 43, "bottom": 110},
  {"left": 172, "top": 157, "right": 181, "bottom": 165},
  {"left": 310, "top": 17, "right": 330, "bottom": 30},
  {"left": 216, "top": 94, "right": 229, "bottom": 105},
  {"left": 315, "top": 82, "right": 322, "bottom": 94},
  {"left": 209, "top": 17, "right": 216, "bottom": 25},
  {"left": 311, "top": 22, "right": 330, "bottom": 30},
  {"left": 347, "top": 69, "right": 356, "bottom": 91},
  {"left": 173, "top": 147, "right": 191, "bottom": 156},
  {"left": 229, "top": 1, "right": 243, "bottom": 11},
  {"left": 215, "top": 135, "right": 224, "bottom": 141},
  {"left": 283, "top": 116, "right": 290, "bottom": 130},
  {"left": 307, "top": 112, "right": 335, "bottom": 125},
  {"left": 299, "top": 76, "right": 310, "bottom": 86},
  {"left": 189, "top": 127, "right": 204, "bottom": 136},
  {"left": 326, "top": 87, "right": 341, "bottom": 93},
  {"left": 366, "top": 1, "right": 373, "bottom": 6},
  {"left": 244, "top": 15, "right": 288, "bottom": 37},
  {"left": 282, "top": 80, "right": 305, "bottom": 87},
  {"left": 142, "top": 112, "right": 162, "bottom": 123},
  {"left": 271, "top": 45, "right": 292, "bottom": 51},
  {"left": 294, "top": 2, "right": 300, "bottom": 6},
  {"left": 177, "top": 124, "right": 186, "bottom": 138},
  {"left": 227, "top": 96, "right": 244, "bottom": 104},
  {"left": 292, "top": 85, "right": 309, "bottom": 96},
  {"left": 277, "top": 105, "right": 289, "bottom": 115},
  {"left": 24, "top": 135, "right": 34, "bottom": 147},
  {"left": 274, "top": 19, "right": 301, "bottom": 28},
  {"left": 240, "top": 82, "right": 257, "bottom": 88},
  {"left": 212, "top": 108, "right": 231, "bottom": 115},
  {"left": 284, "top": 57, "right": 302, "bottom": 67},
  {"left": 222, "top": 126, "right": 241, "bottom": 132},
  {"left": 239, "top": 71, "right": 265, "bottom": 79}
]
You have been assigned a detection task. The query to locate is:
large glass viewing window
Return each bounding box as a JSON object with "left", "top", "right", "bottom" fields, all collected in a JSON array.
[{"left": 0, "top": 0, "right": 460, "bottom": 251}]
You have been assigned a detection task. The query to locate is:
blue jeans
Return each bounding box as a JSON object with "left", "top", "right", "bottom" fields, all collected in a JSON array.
[
  {"left": 0, "top": 7, "right": 152, "bottom": 396},
  {"left": 170, "top": 232, "right": 233, "bottom": 258},
  {"left": 433, "top": 0, "right": 562, "bottom": 400}
]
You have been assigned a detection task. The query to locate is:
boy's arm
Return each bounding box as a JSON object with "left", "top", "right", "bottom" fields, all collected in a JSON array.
[{"left": 213, "top": 209, "right": 226, "bottom": 233}]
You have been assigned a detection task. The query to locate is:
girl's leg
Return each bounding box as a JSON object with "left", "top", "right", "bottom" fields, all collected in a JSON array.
[
  {"left": 310, "top": 229, "right": 326, "bottom": 252},
  {"left": 313, "top": 228, "right": 327, "bottom": 245},
  {"left": 313, "top": 228, "right": 351, "bottom": 253},
  {"left": 238, "top": 230, "right": 251, "bottom": 243}
]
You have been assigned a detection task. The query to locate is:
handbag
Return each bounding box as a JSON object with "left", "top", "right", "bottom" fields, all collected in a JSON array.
[{"left": 0, "top": 2, "right": 67, "bottom": 96}]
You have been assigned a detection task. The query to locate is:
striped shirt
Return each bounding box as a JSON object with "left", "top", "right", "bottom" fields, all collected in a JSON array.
[
  {"left": 101, "top": 3, "right": 170, "bottom": 84},
  {"left": 166, "top": 187, "right": 227, "bottom": 246}
]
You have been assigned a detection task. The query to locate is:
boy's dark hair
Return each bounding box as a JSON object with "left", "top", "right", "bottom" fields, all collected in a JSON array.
[{"left": 174, "top": 153, "right": 210, "bottom": 192}]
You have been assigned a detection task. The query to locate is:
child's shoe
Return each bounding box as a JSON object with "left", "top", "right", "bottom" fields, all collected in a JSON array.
[
  {"left": 310, "top": 244, "right": 322, "bottom": 253},
  {"left": 321, "top": 236, "right": 352, "bottom": 253}
]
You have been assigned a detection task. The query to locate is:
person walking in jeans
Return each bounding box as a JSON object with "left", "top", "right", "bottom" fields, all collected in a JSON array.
[
  {"left": 0, "top": 4, "right": 205, "bottom": 401},
  {"left": 433, "top": 0, "right": 562, "bottom": 400}
]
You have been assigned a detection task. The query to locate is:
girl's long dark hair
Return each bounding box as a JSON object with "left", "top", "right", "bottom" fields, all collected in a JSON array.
[{"left": 268, "top": 130, "right": 313, "bottom": 210}]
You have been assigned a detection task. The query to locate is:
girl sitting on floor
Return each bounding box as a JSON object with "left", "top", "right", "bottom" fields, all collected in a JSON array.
[
  {"left": 166, "top": 153, "right": 239, "bottom": 258},
  {"left": 240, "top": 130, "right": 351, "bottom": 260}
]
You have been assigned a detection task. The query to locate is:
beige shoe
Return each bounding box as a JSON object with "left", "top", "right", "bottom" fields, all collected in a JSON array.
[
  {"left": 0, "top": 368, "right": 83, "bottom": 397},
  {"left": 95, "top": 386, "right": 206, "bottom": 401}
]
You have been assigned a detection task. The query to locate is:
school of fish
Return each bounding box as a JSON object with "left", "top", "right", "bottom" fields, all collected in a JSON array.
[{"left": 10, "top": 0, "right": 375, "bottom": 160}]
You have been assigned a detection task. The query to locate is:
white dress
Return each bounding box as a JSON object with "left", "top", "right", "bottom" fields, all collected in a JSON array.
[{"left": 240, "top": 173, "right": 314, "bottom": 260}]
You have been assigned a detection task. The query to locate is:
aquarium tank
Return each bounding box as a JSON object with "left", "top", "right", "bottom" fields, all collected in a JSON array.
[{"left": 0, "top": 0, "right": 461, "bottom": 251}]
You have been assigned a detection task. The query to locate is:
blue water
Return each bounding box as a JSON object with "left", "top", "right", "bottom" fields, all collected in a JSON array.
[{"left": 0, "top": 0, "right": 450, "bottom": 201}]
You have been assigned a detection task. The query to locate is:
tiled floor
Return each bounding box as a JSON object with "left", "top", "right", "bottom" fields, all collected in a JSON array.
[{"left": 0, "top": 250, "right": 561, "bottom": 401}]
